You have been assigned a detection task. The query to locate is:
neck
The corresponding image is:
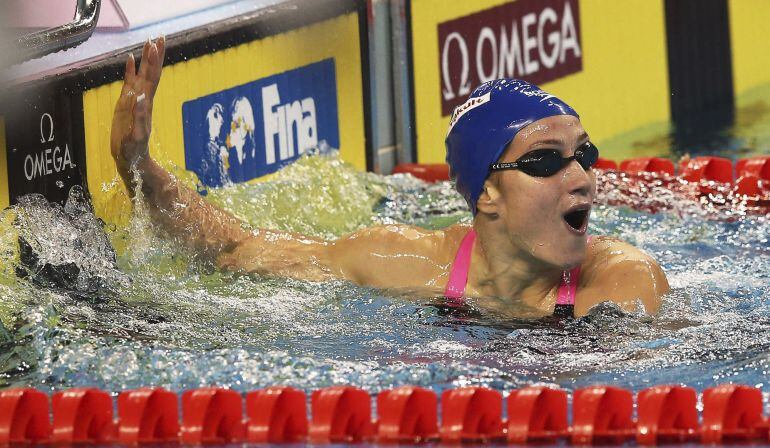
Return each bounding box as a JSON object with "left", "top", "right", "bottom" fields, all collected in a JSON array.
[{"left": 467, "top": 220, "right": 564, "bottom": 312}]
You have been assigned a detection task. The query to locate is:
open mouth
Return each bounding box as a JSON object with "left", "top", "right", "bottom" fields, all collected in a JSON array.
[{"left": 563, "top": 208, "right": 590, "bottom": 232}]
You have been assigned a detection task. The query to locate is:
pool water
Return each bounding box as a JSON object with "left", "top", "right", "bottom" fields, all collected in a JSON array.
[{"left": 0, "top": 150, "right": 767, "bottom": 416}]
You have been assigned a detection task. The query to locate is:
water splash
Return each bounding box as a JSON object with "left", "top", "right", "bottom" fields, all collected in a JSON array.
[{"left": 0, "top": 153, "right": 767, "bottom": 400}]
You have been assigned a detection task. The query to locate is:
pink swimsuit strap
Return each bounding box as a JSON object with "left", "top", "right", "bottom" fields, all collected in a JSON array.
[
  {"left": 444, "top": 229, "right": 477, "bottom": 301},
  {"left": 444, "top": 229, "right": 591, "bottom": 310}
]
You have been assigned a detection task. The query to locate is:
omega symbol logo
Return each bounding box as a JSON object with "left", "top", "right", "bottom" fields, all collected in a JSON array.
[
  {"left": 24, "top": 112, "right": 76, "bottom": 181},
  {"left": 40, "top": 113, "right": 55, "bottom": 144}
]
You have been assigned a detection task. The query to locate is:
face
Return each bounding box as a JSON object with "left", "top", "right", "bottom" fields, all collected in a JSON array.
[{"left": 482, "top": 115, "right": 596, "bottom": 270}]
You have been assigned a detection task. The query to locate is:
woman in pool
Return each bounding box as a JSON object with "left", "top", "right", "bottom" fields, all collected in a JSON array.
[{"left": 111, "top": 38, "right": 668, "bottom": 318}]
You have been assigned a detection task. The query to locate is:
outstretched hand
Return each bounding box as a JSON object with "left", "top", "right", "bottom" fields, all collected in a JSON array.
[{"left": 111, "top": 37, "right": 166, "bottom": 174}]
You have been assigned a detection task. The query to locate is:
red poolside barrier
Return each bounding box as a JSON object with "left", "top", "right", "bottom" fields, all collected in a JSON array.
[
  {"left": 572, "top": 385, "right": 635, "bottom": 445},
  {"left": 308, "top": 386, "right": 373, "bottom": 443},
  {"left": 390, "top": 156, "right": 770, "bottom": 215},
  {"left": 51, "top": 388, "right": 115, "bottom": 443},
  {"left": 439, "top": 386, "right": 503, "bottom": 442},
  {"left": 620, "top": 157, "right": 676, "bottom": 175},
  {"left": 701, "top": 384, "right": 764, "bottom": 444},
  {"left": 507, "top": 386, "right": 568, "bottom": 443},
  {"left": 392, "top": 163, "right": 450, "bottom": 183},
  {"left": 735, "top": 156, "right": 770, "bottom": 196},
  {"left": 594, "top": 157, "right": 618, "bottom": 170},
  {"left": 376, "top": 385, "right": 438, "bottom": 442},
  {"left": 245, "top": 386, "right": 308, "bottom": 443},
  {"left": 636, "top": 385, "right": 698, "bottom": 445},
  {"left": 0, "top": 388, "right": 51, "bottom": 444},
  {"left": 180, "top": 387, "right": 244, "bottom": 444},
  {"left": 0, "top": 383, "right": 768, "bottom": 445},
  {"left": 117, "top": 387, "right": 180, "bottom": 444},
  {"left": 736, "top": 155, "right": 770, "bottom": 180},
  {"left": 679, "top": 156, "right": 734, "bottom": 183}
]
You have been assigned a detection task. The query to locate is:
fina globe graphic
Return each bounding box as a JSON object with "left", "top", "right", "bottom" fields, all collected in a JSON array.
[{"left": 183, "top": 58, "right": 339, "bottom": 188}]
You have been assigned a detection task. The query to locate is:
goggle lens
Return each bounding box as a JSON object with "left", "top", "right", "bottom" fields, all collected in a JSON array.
[{"left": 515, "top": 143, "right": 599, "bottom": 177}]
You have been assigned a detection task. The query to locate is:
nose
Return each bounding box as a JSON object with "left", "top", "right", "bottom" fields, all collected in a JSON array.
[{"left": 563, "top": 159, "right": 593, "bottom": 196}]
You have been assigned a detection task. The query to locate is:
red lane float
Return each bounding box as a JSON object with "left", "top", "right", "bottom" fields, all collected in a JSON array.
[
  {"left": 180, "top": 387, "right": 244, "bottom": 444},
  {"left": 1, "top": 384, "right": 769, "bottom": 445},
  {"left": 245, "top": 386, "right": 307, "bottom": 443},
  {"left": 636, "top": 385, "right": 698, "bottom": 445},
  {"left": 376, "top": 385, "right": 437, "bottom": 442},
  {"left": 309, "top": 386, "right": 373, "bottom": 443},
  {"left": 572, "top": 386, "right": 635, "bottom": 445},
  {"left": 0, "top": 388, "right": 51, "bottom": 444},
  {"left": 51, "top": 388, "right": 115, "bottom": 443},
  {"left": 679, "top": 156, "right": 734, "bottom": 183},
  {"left": 507, "top": 386, "right": 568, "bottom": 443},
  {"left": 394, "top": 156, "right": 770, "bottom": 215},
  {"left": 439, "top": 386, "right": 503, "bottom": 442},
  {"left": 117, "top": 387, "right": 179, "bottom": 444},
  {"left": 701, "top": 384, "right": 765, "bottom": 444},
  {"left": 393, "top": 163, "right": 450, "bottom": 183},
  {"left": 593, "top": 157, "right": 618, "bottom": 171},
  {"left": 620, "top": 157, "right": 675, "bottom": 175},
  {"left": 736, "top": 155, "right": 770, "bottom": 196}
]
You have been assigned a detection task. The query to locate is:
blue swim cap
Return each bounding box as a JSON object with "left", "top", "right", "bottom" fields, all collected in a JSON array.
[{"left": 445, "top": 79, "right": 578, "bottom": 215}]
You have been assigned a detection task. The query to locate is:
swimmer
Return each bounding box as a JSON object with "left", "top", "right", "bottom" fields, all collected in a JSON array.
[{"left": 111, "top": 38, "right": 669, "bottom": 318}]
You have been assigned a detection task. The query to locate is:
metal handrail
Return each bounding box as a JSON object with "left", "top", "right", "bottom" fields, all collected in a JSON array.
[{"left": 12, "top": 0, "right": 102, "bottom": 63}]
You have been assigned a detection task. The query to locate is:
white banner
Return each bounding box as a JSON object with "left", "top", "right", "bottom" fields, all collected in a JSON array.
[{"left": 9, "top": 0, "right": 240, "bottom": 30}]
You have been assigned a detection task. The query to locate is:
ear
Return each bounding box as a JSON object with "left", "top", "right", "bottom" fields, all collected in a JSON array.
[{"left": 476, "top": 179, "right": 501, "bottom": 216}]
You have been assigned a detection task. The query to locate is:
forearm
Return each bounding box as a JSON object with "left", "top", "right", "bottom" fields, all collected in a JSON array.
[{"left": 119, "top": 156, "right": 251, "bottom": 258}]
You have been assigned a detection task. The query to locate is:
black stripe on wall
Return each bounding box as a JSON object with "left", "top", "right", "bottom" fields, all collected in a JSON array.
[
  {"left": 3, "top": 81, "right": 87, "bottom": 205},
  {"left": 664, "top": 0, "right": 734, "bottom": 150},
  {"left": 359, "top": 0, "right": 375, "bottom": 172}
]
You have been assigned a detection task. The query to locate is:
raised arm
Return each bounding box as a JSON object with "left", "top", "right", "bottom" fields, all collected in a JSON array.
[
  {"left": 110, "top": 38, "right": 448, "bottom": 285},
  {"left": 110, "top": 38, "right": 259, "bottom": 260}
]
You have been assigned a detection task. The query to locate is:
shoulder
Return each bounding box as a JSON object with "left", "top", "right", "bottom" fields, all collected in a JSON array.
[{"left": 576, "top": 236, "right": 669, "bottom": 315}]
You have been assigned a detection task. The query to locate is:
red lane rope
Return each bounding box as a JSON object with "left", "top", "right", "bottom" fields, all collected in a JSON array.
[
  {"left": 393, "top": 156, "right": 770, "bottom": 216},
  {"left": 1, "top": 384, "right": 768, "bottom": 445}
]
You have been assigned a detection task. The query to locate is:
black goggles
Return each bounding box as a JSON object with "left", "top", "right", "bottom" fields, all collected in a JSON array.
[{"left": 489, "top": 142, "right": 599, "bottom": 177}]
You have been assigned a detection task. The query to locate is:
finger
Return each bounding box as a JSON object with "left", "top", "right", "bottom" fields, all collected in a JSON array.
[
  {"left": 145, "top": 43, "right": 162, "bottom": 97},
  {"left": 124, "top": 53, "right": 136, "bottom": 84},
  {"left": 138, "top": 39, "right": 151, "bottom": 80},
  {"left": 148, "top": 37, "right": 165, "bottom": 84},
  {"left": 157, "top": 35, "right": 166, "bottom": 67},
  {"left": 121, "top": 54, "right": 137, "bottom": 96},
  {"left": 148, "top": 42, "right": 159, "bottom": 77}
]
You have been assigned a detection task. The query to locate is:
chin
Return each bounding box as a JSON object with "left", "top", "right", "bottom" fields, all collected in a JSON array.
[{"left": 552, "top": 244, "right": 587, "bottom": 270}]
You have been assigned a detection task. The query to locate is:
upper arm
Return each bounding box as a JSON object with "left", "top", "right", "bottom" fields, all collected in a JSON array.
[
  {"left": 215, "top": 229, "right": 336, "bottom": 282},
  {"left": 329, "top": 225, "right": 447, "bottom": 289},
  {"left": 215, "top": 223, "right": 447, "bottom": 288},
  {"left": 578, "top": 238, "right": 670, "bottom": 315}
]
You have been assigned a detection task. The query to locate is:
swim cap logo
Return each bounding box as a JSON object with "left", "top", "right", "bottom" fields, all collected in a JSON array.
[
  {"left": 447, "top": 92, "right": 491, "bottom": 135},
  {"left": 515, "top": 83, "right": 555, "bottom": 102}
]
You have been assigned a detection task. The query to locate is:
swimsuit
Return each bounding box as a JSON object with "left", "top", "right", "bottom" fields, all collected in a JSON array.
[{"left": 444, "top": 229, "right": 587, "bottom": 318}]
